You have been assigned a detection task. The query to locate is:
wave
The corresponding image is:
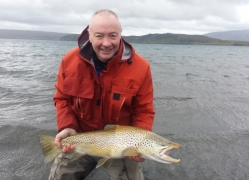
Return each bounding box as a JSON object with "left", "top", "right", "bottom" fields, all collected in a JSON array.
[{"left": 154, "top": 96, "right": 194, "bottom": 101}]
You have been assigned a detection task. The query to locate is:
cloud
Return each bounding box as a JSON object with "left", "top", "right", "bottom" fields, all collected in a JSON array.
[{"left": 0, "top": 0, "right": 249, "bottom": 35}]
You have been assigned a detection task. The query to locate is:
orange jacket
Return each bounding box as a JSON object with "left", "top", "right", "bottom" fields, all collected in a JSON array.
[{"left": 54, "top": 27, "right": 155, "bottom": 132}]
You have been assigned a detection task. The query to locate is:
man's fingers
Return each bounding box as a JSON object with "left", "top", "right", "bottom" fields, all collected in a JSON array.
[
  {"left": 129, "top": 156, "right": 145, "bottom": 162},
  {"left": 54, "top": 136, "right": 62, "bottom": 147},
  {"left": 62, "top": 144, "right": 75, "bottom": 153},
  {"left": 54, "top": 128, "right": 76, "bottom": 148}
]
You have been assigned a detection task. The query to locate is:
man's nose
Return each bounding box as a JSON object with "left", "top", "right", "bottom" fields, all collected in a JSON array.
[{"left": 102, "top": 37, "right": 111, "bottom": 46}]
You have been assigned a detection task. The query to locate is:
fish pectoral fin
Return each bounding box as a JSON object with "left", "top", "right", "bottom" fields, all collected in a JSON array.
[
  {"left": 96, "top": 157, "right": 110, "bottom": 168},
  {"left": 102, "top": 159, "right": 113, "bottom": 169},
  {"left": 123, "top": 148, "right": 140, "bottom": 157},
  {"left": 64, "top": 147, "right": 86, "bottom": 162}
]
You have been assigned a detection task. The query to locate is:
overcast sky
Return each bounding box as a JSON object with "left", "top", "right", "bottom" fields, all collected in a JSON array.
[{"left": 1, "top": 0, "right": 249, "bottom": 36}]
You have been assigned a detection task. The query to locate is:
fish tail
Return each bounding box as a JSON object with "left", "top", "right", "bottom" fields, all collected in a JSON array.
[{"left": 39, "top": 135, "right": 61, "bottom": 164}]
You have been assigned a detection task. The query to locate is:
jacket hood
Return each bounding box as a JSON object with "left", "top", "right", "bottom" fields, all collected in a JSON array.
[{"left": 77, "top": 25, "right": 133, "bottom": 62}]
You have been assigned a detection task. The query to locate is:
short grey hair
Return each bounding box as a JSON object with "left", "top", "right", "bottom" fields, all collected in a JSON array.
[
  {"left": 89, "top": 9, "right": 122, "bottom": 31},
  {"left": 92, "top": 9, "right": 119, "bottom": 19}
]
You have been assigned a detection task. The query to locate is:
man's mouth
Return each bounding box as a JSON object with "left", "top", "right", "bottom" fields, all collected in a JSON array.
[
  {"left": 100, "top": 46, "right": 113, "bottom": 53},
  {"left": 101, "top": 50, "right": 112, "bottom": 53}
]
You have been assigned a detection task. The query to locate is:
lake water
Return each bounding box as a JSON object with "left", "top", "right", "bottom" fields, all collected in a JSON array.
[{"left": 0, "top": 39, "right": 249, "bottom": 180}]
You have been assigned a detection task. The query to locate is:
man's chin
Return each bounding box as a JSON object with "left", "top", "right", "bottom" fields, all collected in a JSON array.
[{"left": 99, "top": 55, "right": 113, "bottom": 62}]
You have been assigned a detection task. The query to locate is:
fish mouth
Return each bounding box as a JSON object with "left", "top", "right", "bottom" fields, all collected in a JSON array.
[
  {"left": 141, "top": 144, "right": 181, "bottom": 164},
  {"left": 159, "top": 146, "right": 181, "bottom": 164}
]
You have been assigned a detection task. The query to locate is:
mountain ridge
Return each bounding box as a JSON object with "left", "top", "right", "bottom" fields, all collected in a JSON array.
[
  {"left": 0, "top": 29, "right": 68, "bottom": 40},
  {"left": 1, "top": 29, "right": 249, "bottom": 46},
  {"left": 204, "top": 30, "right": 249, "bottom": 41}
]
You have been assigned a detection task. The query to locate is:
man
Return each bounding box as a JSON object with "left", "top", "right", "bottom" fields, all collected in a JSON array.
[{"left": 49, "top": 9, "right": 155, "bottom": 180}]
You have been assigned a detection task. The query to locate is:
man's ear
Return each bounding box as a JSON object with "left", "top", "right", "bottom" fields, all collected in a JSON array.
[{"left": 87, "top": 29, "right": 91, "bottom": 42}]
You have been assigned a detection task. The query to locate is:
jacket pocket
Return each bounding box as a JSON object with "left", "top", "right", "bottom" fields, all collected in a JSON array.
[
  {"left": 108, "top": 85, "right": 139, "bottom": 123},
  {"left": 63, "top": 77, "right": 94, "bottom": 120}
]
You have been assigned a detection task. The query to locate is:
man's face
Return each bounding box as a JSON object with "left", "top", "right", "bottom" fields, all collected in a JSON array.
[{"left": 88, "top": 15, "right": 121, "bottom": 62}]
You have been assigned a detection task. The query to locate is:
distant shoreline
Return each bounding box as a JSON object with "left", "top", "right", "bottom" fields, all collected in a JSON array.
[{"left": 1, "top": 29, "right": 249, "bottom": 46}]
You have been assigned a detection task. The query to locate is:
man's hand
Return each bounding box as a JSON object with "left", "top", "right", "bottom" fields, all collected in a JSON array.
[
  {"left": 129, "top": 156, "right": 145, "bottom": 162},
  {"left": 55, "top": 128, "right": 76, "bottom": 153}
]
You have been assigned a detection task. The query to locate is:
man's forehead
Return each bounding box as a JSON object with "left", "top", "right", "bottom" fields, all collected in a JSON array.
[
  {"left": 93, "top": 13, "right": 117, "bottom": 19},
  {"left": 90, "top": 14, "right": 120, "bottom": 27}
]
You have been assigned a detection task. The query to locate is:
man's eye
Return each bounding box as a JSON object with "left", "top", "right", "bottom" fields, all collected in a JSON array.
[{"left": 110, "top": 34, "right": 117, "bottom": 38}]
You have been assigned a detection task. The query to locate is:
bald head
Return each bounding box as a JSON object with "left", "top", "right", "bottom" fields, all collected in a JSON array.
[{"left": 88, "top": 9, "right": 122, "bottom": 33}]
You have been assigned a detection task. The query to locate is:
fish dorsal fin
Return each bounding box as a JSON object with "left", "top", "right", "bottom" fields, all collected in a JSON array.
[
  {"left": 123, "top": 148, "right": 140, "bottom": 157},
  {"left": 96, "top": 157, "right": 110, "bottom": 168},
  {"left": 104, "top": 125, "right": 119, "bottom": 130}
]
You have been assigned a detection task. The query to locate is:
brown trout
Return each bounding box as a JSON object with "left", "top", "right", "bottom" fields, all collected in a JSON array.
[{"left": 39, "top": 125, "right": 181, "bottom": 168}]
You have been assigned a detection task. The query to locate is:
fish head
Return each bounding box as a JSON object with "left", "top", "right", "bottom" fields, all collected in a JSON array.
[{"left": 140, "top": 133, "right": 181, "bottom": 164}]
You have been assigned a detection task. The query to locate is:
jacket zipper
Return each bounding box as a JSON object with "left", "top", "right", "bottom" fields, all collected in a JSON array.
[
  {"left": 116, "top": 97, "right": 126, "bottom": 122},
  {"left": 77, "top": 97, "right": 84, "bottom": 118}
]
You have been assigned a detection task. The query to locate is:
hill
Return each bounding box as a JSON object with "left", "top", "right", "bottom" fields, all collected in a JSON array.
[
  {"left": 204, "top": 30, "right": 249, "bottom": 41},
  {"left": 1, "top": 29, "right": 249, "bottom": 46},
  {"left": 0, "top": 29, "right": 68, "bottom": 40},
  {"left": 60, "top": 34, "right": 79, "bottom": 41},
  {"left": 122, "top": 33, "right": 249, "bottom": 45},
  {"left": 60, "top": 33, "right": 249, "bottom": 46}
]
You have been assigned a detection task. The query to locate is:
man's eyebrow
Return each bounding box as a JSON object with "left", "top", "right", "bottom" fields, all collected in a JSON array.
[
  {"left": 93, "top": 32, "right": 103, "bottom": 35},
  {"left": 110, "top": 32, "right": 118, "bottom": 34},
  {"left": 93, "top": 31, "right": 119, "bottom": 35}
]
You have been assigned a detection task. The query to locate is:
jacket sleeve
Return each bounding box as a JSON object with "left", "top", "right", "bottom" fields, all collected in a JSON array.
[
  {"left": 54, "top": 59, "right": 81, "bottom": 132},
  {"left": 132, "top": 65, "right": 155, "bottom": 131}
]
